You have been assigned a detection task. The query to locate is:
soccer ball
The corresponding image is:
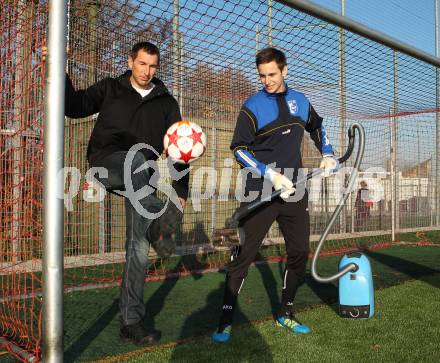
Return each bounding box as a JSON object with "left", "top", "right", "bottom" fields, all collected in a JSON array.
[{"left": 163, "top": 121, "right": 207, "bottom": 164}]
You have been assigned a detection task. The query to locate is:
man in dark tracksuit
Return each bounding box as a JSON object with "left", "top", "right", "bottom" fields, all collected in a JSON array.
[
  {"left": 63, "top": 42, "right": 189, "bottom": 345},
  {"left": 212, "top": 48, "right": 338, "bottom": 343}
]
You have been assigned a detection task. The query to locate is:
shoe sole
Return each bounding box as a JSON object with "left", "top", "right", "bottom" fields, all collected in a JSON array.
[{"left": 120, "top": 334, "right": 158, "bottom": 346}]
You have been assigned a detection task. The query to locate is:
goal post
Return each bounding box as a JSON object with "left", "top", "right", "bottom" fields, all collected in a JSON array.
[{"left": 42, "top": 1, "right": 68, "bottom": 362}]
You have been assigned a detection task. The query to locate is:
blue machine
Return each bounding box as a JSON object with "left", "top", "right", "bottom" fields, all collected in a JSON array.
[
  {"left": 338, "top": 253, "right": 374, "bottom": 319},
  {"left": 309, "top": 124, "right": 375, "bottom": 320}
]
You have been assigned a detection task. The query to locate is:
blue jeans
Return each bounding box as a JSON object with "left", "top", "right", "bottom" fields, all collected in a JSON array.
[{"left": 93, "top": 151, "right": 163, "bottom": 326}]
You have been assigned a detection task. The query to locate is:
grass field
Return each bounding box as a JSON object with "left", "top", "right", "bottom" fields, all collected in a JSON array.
[
  {"left": 0, "top": 243, "right": 438, "bottom": 362},
  {"left": 122, "top": 274, "right": 440, "bottom": 363},
  {"left": 58, "top": 244, "right": 440, "bottom": 362}
]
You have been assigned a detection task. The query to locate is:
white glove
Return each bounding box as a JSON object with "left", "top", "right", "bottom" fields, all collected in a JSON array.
[
  {"left": 266, "top": 168, "right": 295, "bottom": 200},
  {"left": 320, "top": 155, "right": 340, "bottom": 177}
]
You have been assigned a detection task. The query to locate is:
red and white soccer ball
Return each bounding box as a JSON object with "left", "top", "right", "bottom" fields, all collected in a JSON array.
[{"left": 163, "top": 121, "right": 207, "bottom": 164}]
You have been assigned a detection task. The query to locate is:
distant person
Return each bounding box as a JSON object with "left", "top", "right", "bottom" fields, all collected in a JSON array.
[{"left": 355, "top": 180, "right": 371, "bottom": 231}]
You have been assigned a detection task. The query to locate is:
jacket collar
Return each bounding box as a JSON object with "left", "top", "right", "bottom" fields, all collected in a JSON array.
[{"left": 118, "top": 70, "right": 170, "bottom": 98}]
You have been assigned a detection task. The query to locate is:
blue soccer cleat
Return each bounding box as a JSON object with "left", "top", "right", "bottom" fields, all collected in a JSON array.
[
  {"left": 276, "top": 313, "right": 311, "bottom": 334},
  {"left": 211, "top": 325, "right": 232, "bottom": 343}
]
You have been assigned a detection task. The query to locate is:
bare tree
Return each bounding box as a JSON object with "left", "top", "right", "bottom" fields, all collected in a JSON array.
[{"left": 184, "top": 62, "right": 254, "bottom": 123}]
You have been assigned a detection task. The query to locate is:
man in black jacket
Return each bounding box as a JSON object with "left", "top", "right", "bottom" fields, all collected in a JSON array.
[{"left": 59, "top": 42, "right": 189, "bottom": 345}]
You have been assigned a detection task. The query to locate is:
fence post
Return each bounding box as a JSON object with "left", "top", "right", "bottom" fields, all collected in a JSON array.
[
  {"left": 390, "top": 107, "right": 396, "bottom": 242},
  {"left": 98, "top": 199, "right": 105, "bottom": 253},
  {"left": 350, "top": 189, "right": 355, "bottom": 233},
  {"left": 339, "top": 0, "right": 346, "bottom": 234},
  {"left": 393, "top": 50, "right": 400, "bottom": 234},
  {"left": 210, "top": 127, "right": 217, "bottom": 240},
  {"left": 173, "top": 0, "right": 182, "bottom": 107},
  {"left": 255, "top": 24, "right": 260, "bottom": 92},
  {"left": 435, "top": 0, "right": 440, "bottom": 226}
]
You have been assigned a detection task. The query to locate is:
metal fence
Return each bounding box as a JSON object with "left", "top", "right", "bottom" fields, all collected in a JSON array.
[{"left": 61, "top": 0, "right": 440, "bottom": 255}]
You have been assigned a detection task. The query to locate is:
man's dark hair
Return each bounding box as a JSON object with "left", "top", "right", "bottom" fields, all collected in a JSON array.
[
  {"left": 256, "top": 47, "right": 287, "bottom": 71},
  {"left": 130, "top": 41, "right": 160, "bottom": 62}
]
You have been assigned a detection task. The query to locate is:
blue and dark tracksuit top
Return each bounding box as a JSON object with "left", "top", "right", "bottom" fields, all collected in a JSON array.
[{"left": 231, "top": 85, "right": 334, "bottom": 194}]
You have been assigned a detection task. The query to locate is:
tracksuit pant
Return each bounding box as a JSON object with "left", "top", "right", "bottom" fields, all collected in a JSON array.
[
  {"left": 92, "top": 150, "right": 163, "bottom": 326},
  {"left": 219, "top": 194, "right": 310, "bottom": 328}
]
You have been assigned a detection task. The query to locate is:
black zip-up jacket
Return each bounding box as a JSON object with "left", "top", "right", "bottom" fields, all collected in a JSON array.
[{"left": 65, "top": 71, "right": 189, "bottom": 198}]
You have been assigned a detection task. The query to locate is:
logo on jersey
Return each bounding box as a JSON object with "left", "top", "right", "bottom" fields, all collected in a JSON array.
[{"left": 287, "top": 99, "right": 298, "bottom": 115}]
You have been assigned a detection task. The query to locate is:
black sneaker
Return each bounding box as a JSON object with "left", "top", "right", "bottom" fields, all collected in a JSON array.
[
  {"left": 147, "top": 201, "right": 183, "bottom": 255},
  {"left": 160, "top": 201, "right": 183, "bottom": 235},
  {"left": 120, "top": 322, "right": 160, "bottom": 345},
  {"left": 150, "top": 233, "right": 176, "bottom": 258},
  {"left": 146, "top": 218, "right": 161, "bottom": 244}
]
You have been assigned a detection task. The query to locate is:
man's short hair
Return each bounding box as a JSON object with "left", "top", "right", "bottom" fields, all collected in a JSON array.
[
  {"left": 130, "top": 41, "right": 160, "bottom": 62},
  {"left": 256, "top": 47, "right": 287, "bottom": 71}
]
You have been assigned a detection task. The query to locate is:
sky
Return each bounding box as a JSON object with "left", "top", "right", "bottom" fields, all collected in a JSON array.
[
  {"left": 309, "top": 0, "right": 438, "bottom": 55},
  {"left": 274, "top": 0, "right": 439, "bottom": 168}
]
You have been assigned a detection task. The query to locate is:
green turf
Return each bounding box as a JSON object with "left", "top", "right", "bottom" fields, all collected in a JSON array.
[
  {"left": 126, "top": 273, "right": 440, "bottom": 363},
  {"left": 60, "top": 245, "right": 440, "bottom": 362},
  {"left": 397, "top": 230, "right": 440, "bottom": 244}
]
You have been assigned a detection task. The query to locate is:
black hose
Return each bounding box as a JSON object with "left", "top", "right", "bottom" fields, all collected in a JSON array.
[{"left": 311, "top": 123, "right": 366, "bottom": 283}]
